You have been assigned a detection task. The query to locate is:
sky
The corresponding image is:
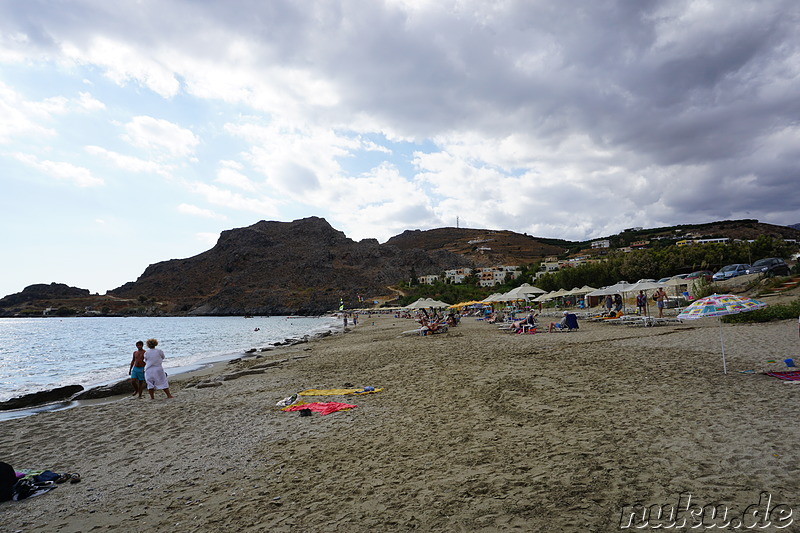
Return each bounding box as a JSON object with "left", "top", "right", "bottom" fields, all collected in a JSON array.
[{"left": 2, "top": 0, "right": 800, "bottom": 297}]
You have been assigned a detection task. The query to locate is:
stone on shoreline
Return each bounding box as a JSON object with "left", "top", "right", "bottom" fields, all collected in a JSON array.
[
  {"left": 72, "top": 380, "right": 133, "bottom": 400},
  {"left": 0, "top": 384, "right": 85, "bottom": 411}
]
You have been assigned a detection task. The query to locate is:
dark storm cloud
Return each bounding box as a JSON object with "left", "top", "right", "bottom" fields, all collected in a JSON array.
[{"left": 3, "top": 0, "right": 799, "bottom": 234}]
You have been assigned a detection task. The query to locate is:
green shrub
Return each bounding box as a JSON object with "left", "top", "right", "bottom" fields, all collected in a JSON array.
[{"left": 692, "top": 278, "right": 717, "bottom": 299}]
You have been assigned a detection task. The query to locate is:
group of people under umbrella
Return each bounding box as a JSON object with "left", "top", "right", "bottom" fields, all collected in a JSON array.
[{"left": 404, "top": 282, "right": 769, "bottom": 374}]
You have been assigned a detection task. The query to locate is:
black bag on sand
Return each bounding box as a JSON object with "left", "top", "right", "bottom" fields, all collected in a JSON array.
[{"left": 1, "top": 461, "right": 16, "bottom": 502}]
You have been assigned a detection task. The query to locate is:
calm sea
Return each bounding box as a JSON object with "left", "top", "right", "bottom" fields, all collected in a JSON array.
[{"left": 0, "top": 316, "right": 339, "bottom": 403}]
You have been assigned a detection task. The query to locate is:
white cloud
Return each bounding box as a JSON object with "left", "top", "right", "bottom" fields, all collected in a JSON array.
[
  {"left": 215, "top": 162, "right": 257, "bottom": 192},
  {"left": 78, "top": 91, "right": 105, "bottom": 111},
  {"left": 0, "top": 82, "right": 58, "bottom": 143},
  {"left": 188, "top": 182, "right": 280, "bottom": 216},
  {"left": 229, "top": 121, "right": 356, "bottom": 199},
  {"left": 122, "top": 116, "right": 199, "bottom": 160},
  {"left": 177, "top": 203, "right": 226, "bottom": 220},
  {"left": 63, "top": 36, "right": 180, "bottom": 98},
  {"left": 13, "top": 152, "right": 104, "bottom": 187},
  {"left": 0, "top": 0, "right": 798, "bottom": 288},
  {"left": 85, "top": 145, "right": 173, "bottom": 177}
]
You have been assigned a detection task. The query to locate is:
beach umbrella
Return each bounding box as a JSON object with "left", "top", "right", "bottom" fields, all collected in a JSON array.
[
  {"left": 677, "top": 294, "right": 768, "bottom": 374},
  {"left": 495, "top": 291, "right": 526, "bottom": 302},
  {"left": 532, "top": 291, "right": 555, "bottom": 302},
  {"left": 405, "top": 298, "right": 434, "bottom": 309},
  {"left": 449, "top": 300, "right": 480, "bottom": 309},
  {"left": 627, "top": 280, "right": 663, "bottom": 292},
  {"left": 587, "top": 281, "right": 635, "bottom": 297},
  {"left": 504, "top": 283, "right": 546, "bottom": 299},
  {"left": 547, "top": 288, "right": 571, "bottom": 299},
  {"left": 569, "top": 285, "right": 597, "bottom": 295},
  {"left": 587, "top": 281, "right": 635, "bottom": 313}
]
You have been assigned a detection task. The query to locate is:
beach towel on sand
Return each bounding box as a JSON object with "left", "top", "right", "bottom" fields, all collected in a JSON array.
[
  {"left": 282, "top": 402, "right": 357, "bottom": 415},
  {"left": 765, "top": 371, "right": 800, "bottom": 381},
  {"left": 298, "top": 387, "right": 382, "bottom": 396}
]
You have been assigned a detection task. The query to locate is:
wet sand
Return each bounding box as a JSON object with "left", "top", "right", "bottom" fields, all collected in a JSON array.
[{"left": 1, "top": 313, "right": 798, "bottom": 531}]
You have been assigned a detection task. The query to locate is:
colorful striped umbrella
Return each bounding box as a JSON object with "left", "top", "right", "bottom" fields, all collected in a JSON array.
[
  {"left": 677, "top": 294, "right": 767, "bottom": 374},
  {"left": 677, "top": 293, "right": 767, "bottom": 319}
]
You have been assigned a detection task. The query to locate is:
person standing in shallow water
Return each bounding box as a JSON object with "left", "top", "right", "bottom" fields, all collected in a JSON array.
[
  {"left": 144, "top": 338, "right": 174, "bottom": 399},
  {"left": 129, "top": 341, "right": 146, "bottom": 398}
]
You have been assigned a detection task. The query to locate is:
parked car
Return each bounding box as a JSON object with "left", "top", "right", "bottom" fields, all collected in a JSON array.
[
  {"left": 685, "top": 270, "right": 713, "bottom": 282},
  {"left": 657, "top": 277, "right": 672, "bottom": 283},
  {"left": 712, "top": 264, "right": 751, "bottom": 282},
  {"left": 746, "top": 257, "right": 790, "bottom": 277}
]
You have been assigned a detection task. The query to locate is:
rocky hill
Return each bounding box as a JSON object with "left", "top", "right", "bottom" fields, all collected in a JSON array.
[
  {"left": 0, "top": 283, "right": 89, "bottom": 307},
  {"left": 2, "top": 217, "right": 799, "bottom": 316},
  {"left": 108, "top": 217, "right": 473, "bottom": 315},
  {"left": 386, "top": 227, "right": 567, "bottom": 265}
]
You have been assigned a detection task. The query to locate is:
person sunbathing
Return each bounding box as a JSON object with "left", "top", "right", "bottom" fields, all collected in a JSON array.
[{"left": 512, "top": 312, "right": 537, "bottom": 333}]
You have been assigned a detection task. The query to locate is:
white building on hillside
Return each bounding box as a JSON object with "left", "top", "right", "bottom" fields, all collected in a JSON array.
[
  {"left": 417, "top": 274, "right": 440, "bottom": 285},
  {"left": 444, "top": 268, "right": 473, "bottom": 283}
]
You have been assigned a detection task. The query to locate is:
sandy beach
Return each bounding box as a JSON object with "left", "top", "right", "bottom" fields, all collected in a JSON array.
[{"left": 1, "top": 311, "right": 799, "bottom": 532}]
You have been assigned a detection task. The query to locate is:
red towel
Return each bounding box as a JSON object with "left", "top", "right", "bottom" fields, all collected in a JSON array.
[
  {"left": 765, "top": 371, "right": 800, "bottom": 381},
  {"left": 283, "top": 402, "right": 357, "bottom": 415}
]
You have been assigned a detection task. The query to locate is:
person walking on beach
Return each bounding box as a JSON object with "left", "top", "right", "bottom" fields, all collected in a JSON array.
[
  {"left": 144, "top": 338, "right": 174, "bottom": 399},
  {"left": 129, "top": 341, "right": 146, "bottom": 398},
  {"left": 654, "top": 287, "right": 667, "bottom": 318},
  {"left": 636, "top": 291, "right": 647, "bottom": 315}
]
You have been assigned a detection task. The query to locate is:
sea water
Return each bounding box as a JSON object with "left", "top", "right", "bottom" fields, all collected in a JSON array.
[{"left": 0, "top": 315, "right": 339, "bottom": 403}]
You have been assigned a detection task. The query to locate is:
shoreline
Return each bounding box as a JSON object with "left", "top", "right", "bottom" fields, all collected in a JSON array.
[
  {"left": 0, "top": 325, "right": 343, "bottom": 418},
  {"left": 1, "top": 315, "right": 798, "bottom": 531}
]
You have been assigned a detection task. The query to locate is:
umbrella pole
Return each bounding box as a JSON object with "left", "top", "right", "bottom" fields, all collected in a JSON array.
[{"left": 718, "top": 318, "right": 727, "bottom": 375}]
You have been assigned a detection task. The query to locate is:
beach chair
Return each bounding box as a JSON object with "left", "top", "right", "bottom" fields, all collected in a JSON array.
[
  {"left": 564, "top": 313, "right": 578, "bottom": 331},
  {"left": 549, "top": 313, "right": 578, "bottom": 332}
]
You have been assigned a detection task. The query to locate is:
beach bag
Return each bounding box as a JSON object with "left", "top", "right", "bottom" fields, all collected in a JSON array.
[{"left": 12, "top": 478, "right": 37, "bottom": 500}]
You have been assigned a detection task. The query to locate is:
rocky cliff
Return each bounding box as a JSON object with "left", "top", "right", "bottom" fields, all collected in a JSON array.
[
  {"left": 5, "top": 217, "right": 798, "bottom": 317},
  {"left": 108, "top": 217, "right": 472, "bottom": 315},
  {"left": 0, "top": 283, "right": 90, "bottom": 307},
  {"left": 386, "top": 227, "right": 567, "bottom": 264}
]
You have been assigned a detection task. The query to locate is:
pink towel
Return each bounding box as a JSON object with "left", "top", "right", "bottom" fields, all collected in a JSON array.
[
  {"left": 765, "top": 371, "right": 800, "bottom": 381},
  {"left": 283, "top": 401, "right": 357, "bottom": 415}
]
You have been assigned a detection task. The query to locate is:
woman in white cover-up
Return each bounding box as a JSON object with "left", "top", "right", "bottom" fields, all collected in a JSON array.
[{"left": 144, "top": 338, "right": 174, "bottom": 399}]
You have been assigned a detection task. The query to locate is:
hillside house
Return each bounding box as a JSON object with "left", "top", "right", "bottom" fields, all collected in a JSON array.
[
  {"left": 443, "top": 268, "right": 473, "bottom": 284},
  {"left": 478, "top": 269, "right": 508, "bottom": 287}
]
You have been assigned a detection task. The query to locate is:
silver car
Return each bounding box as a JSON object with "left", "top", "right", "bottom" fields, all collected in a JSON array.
[{"left": 712, "top": 264, "right": 751, "bottom": 282}]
